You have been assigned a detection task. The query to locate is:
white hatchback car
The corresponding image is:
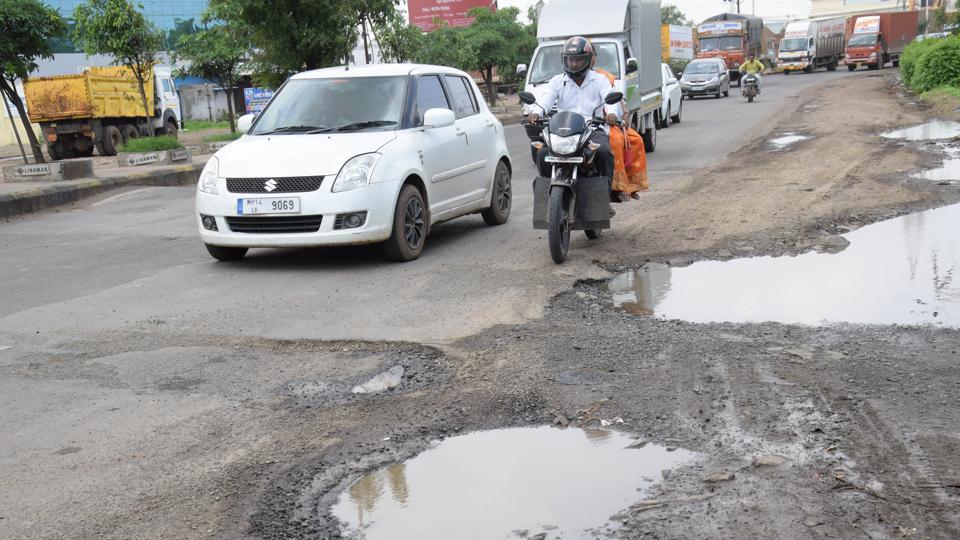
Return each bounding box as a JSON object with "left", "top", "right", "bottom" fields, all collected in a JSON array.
[
  {"left": 658, "top": 63, "right": 682, "bottom": 128},
  {"left": 196, "top": 64, "right": 512, "bottom": 262}
]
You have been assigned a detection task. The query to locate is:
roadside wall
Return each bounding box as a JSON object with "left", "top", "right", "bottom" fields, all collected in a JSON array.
[{"left": 1, "top": 81, "right": 41, "bottom": 147}]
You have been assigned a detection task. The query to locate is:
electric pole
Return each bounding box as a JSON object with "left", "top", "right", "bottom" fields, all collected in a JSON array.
[{"left": 723, "top": 0, "right": 742, "bottom": 14}]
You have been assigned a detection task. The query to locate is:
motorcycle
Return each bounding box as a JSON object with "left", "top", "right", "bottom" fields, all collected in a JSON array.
[
  {"left": 519, "top": 90, "right": 623, "bottom": 264},
  {"left": 742, "top": 73, "right": 759, "bottom": 103}
]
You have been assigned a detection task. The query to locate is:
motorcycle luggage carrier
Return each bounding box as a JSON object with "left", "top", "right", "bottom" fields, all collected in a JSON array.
[{"left": 532, "top": 176, "right": 611, "bottom": 231}]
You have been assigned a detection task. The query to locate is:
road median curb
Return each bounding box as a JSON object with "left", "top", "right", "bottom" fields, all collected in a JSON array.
[{"left": 0, "top": 162, "right": 204, "bottom": 218}]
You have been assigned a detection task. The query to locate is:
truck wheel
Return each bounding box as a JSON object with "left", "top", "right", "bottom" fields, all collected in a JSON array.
[
  {"left": 847, "top": 65, "right": 856, "bottom": 72},
  {"left": 102, "top": 126, "right": 123, "bottom": 156},
  {"left": 642, "top": 122, "right": 657, "bottom": 153},
  {"left": 827, "top": 61, "right": 838, "bottom": 72},
  {"left": 48, "top": 143, "right": 62, "bottom": 161},
  {"left": 205, "top": 244, "right": 248, "bottom": 262},
  {"left": 165, "top": 120, "right": 179, "bottom": 139},
  {"left": 784, "top": 70, "right": 791, "bottom": 76},
  {"left": 384, "top": 184, "right": 427, "bottom": 262},
  {"left": 892, "top": 59, "right": 899, "bottom": 68},
  {"left": 121, "top": 124, "right": 139, "bottom": 143}
]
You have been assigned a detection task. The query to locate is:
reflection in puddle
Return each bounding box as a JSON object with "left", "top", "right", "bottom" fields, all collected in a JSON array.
[
  {"left": 331, "top": 427, "right": 693, "bottom": 539},
  {"left": 769, "top": 133, "right": 810, "bottom": 150},
  {"left": 915, "top": 157, "right": 960, "bottom": 182},
  {"left": 606, "top": 204, "right": 960, "bottom": 326},
  {"left": 881, "top": 120, "right": 960, "bottom": 141}
]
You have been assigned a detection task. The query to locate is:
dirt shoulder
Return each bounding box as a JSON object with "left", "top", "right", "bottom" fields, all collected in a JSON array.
[{"left": 601, "top": 72, "right": 960, "bottom": 267}]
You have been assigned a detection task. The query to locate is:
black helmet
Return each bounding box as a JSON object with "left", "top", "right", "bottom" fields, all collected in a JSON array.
[{"left": 561, "top": 36, "right": 594, "bottom": 78}]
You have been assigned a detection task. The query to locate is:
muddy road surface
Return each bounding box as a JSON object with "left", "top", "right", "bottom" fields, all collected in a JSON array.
[{"left": 1, "top": 71, "right": 959, "bottom": 539}]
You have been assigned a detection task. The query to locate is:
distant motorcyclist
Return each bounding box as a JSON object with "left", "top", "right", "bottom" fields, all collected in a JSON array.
[
  {"left": 739, "top": 54, "right": 765, "bottom": 93},
  {"left": 526, "top": 36, "right": 620, "bottom": 183}
]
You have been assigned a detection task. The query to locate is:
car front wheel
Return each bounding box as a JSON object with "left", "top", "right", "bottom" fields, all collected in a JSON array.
[
  {"left": 384, "top": 184, "right": 427, "bottom": 262},
  {"left": 205, "top": 244, "right": 247, "bottom": 261}
]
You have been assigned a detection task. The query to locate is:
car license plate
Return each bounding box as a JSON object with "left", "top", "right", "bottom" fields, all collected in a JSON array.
[
  {"left": 237, "top": 197, "right": 300, "bottom": 215},
  {"left": 544, "top": 156, "right": 584, "bottom": 163}
]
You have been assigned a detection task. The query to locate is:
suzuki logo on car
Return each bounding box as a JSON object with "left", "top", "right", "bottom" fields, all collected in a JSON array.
[{"left": 264, "top": 179, "right": 278, "bottom": 192}]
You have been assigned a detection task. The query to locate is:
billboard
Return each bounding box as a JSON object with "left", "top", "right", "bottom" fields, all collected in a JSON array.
[
  {"left": 697, "top": 21, "right": 743, "bottom": 36},
  {"left": 853, "top": 16, "right": 880, "bottom": 35},
  {"left": 408, "top": 0, "right": 497, "bottom": 32},
  {"left": 243, "top": 88, "right": 274, "bottom": 114},
  {"left": 661, "top": 25, "right": 694, "bottom": 60}
]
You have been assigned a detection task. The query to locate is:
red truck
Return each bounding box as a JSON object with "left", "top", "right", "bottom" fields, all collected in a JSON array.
[
  {"left": 696, "top": 13, "right": 763, "bottom": 86},
  {"left": 844, "top": 11, "right": 919, "bottom": 71}
]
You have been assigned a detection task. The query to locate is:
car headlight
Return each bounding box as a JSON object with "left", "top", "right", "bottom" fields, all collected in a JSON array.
[
  {"left": 332, "top": 153, "right": 380, "bottom": 193},
  {"left": 549, "top": 134, "right": 580, "bottom": 156},
  {"left": 199, "top": 156, "right": 219, "bottom": 194},
  {"left": 868, "top": 52, "right": 877, "bottom": 59},
  {"left": 708, "top": 76, "right": 719, "bottom": 84}
]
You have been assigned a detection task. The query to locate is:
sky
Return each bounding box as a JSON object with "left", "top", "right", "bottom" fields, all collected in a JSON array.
[{"left": 497, "top": 0, "right": 813, "bottom": 24}]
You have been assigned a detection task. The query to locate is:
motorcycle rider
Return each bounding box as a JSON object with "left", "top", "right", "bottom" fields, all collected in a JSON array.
[
  {"left": 739, "top": 54, "right": 765, "bottom": 93},
  {"left": 526, "top": 36, "right": 620, "bottom": 185}
]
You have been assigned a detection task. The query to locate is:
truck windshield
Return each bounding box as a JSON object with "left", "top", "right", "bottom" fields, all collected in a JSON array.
[
  {"left": 528, "top": 42, "right": 621, "bottom": 84},
  {"left": 848, "top": 34, "right": 878, "bottom": 46},
  {"left": 699, "top": 36, "right": 741, "bottom": 51},
  {"left": 779, "top": 37, "right": 808, "bottom": 52},
  {"left": 251, "top": 76, "right": 406, "bottom": 135}
]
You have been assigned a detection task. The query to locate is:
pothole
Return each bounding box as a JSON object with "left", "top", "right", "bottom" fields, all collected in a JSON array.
[
  {"left": 604, "top": 203, "right": 960, "bottom": 326},
  {"left": 881, "top": 120, "right": 960, "bottom": 141},
  {"left": 329, "top": 426, "right": 694, "bottom": 539},
  {"left": 767, "top": 132, "right": 811, "bottom": 151}
]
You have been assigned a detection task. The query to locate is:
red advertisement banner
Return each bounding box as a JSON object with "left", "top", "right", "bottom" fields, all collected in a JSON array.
[{"left": 408, "top": 0, "right": 497, "bottom": 32}]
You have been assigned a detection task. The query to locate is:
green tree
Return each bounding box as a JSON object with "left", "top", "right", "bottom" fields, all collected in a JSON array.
[
  {"left": 210, "top": 0, "right": 361, "bottom": 88},
  {"left": 174, "top": 6, "right": 249, "bottom": 132},
  {"left": 0, "top": 0, "right": 67, "bottom": 163},
  {"left": 661, "top": 4, "right": 692, "bottom": 26},
  {"left": 414, "top": 20, "right": 476, "bottom": 72},
  {"left": 166, "top": 17, "right": 199, "bottom": 50},
  {"left": 373, "top": 10, "right": 424, "bottom": 63},
  {"left": 73, "top": 0, "right": 164, "bottom": 136},
  {"left": 354, "top": 0, "right": 399, "bottom": 64},
  {"left": 461, "top": 7, "right": 536, "bottom": 106}
]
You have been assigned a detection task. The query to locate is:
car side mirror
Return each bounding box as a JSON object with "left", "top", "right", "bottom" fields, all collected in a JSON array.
[
  {"left": 516, "top": 63, "right": 528, "bottom": 79},
  {"left": 669, "top": 77, "right": 678, "bottom": 84},
  {"left": 237, "top": 113, "right": 255, "bottom": 132},
  {"left": 626, "top": 58, "right": 638, "bottom": 74},
  {"left": 518, "top": 91, "right": 537, "bottom": 105},
  {"left": 604, "top": 91, "right": 624, "bottom": 105},
  {"left": 422, "top": 108, "right": 455, "bottom": 129}
]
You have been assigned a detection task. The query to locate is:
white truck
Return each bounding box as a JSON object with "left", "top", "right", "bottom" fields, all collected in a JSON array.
[
  {"left": 777, "top": 18, "right": 846, "bottom": 74},
  {"left": 518, "top": 0, "right": 663, "bottom": 152}
]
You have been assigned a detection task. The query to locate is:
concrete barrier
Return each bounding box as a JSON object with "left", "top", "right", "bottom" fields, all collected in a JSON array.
[
  {"left": 117, "top": 148, "right": 192, "bottom": 167},
  {"left": 2, "top": 159, "right": 94, "bottom": 183}
]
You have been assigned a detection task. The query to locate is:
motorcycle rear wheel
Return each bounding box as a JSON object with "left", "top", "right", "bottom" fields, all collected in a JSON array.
[{"left": 548, "top": 187, "right": 570, "bottom": 263}]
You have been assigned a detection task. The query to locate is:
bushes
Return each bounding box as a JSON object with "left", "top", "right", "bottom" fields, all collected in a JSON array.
[
  {"left": 119, "top": 135, "right": 183, "bottom": 153},
  {"left": 900, "top": 35, "right": 960, "bottom": 93}
]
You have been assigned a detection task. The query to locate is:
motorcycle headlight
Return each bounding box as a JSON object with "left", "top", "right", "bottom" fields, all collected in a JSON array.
[
  {"left": 332, "top": 153, "right": 381, "bottom": 193},
  {"left": 198, "top": 156, "right": 219, "bottom": 195},
  {"left": 549, "top": 133, "right": 580, "bottom": 156}
]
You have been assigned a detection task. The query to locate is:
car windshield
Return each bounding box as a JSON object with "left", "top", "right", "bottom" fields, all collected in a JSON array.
[
  {"left": 528, "top": 43, "right": 621, "bottom": 84},
  {"left": 251, "top": 76, "right": 406, "bottom": 135},
  {"left": 848, "top": 34, "right": 878, "bottom": 46},
  {"left": 699, "top": 36, "right": 741, "bottom": 52},
  {"left": 683, "top": 62, "right": 720, "bottom": 75},
  {"left": 779, "top": 37, "right": 808, "bottom": 52}
]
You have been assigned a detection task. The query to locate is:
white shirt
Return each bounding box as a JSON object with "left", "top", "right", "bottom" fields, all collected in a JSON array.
[{"left": 532, "top": 70, "right": 619, "bottom": 123}]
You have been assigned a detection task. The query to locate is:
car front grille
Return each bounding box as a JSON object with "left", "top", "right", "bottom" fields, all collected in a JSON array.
[
  {"left": 226, "top": 176, "right": 324, "bottom": 193},
  {"left": 226, "top": 215, "right": 323, "bottom": 234}
]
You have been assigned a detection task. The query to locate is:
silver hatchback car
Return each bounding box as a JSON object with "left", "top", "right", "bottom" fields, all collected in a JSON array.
[{"left": 680, "top": 58, "right": 731, "bottom": 99}]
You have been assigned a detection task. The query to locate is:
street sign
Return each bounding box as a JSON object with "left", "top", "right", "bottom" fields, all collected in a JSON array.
[{"left": 408, "top": 0, "right": 497, "bottom": 32}]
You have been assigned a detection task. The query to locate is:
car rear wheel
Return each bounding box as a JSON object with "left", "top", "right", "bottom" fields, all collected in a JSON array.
[
  {"left": 671, "top": 99, "right": 682, "bottom": 123},
  {"left": 384, "top": 184, "right": 427, "bottom": 262},
  {"left": 205, "top": 244, "right": 248, "bottom": 261},
  {"left": 481, "top": 161, "right": 511, "bottom": 226}
]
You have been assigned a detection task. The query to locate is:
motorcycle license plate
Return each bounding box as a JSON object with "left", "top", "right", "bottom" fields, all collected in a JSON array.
[{"left": 544, "top": 156, "right": 584, "bottom": 163}]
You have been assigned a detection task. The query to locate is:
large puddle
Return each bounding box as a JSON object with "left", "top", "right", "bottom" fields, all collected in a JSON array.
[
  {"left": 606, "top": 204, "right": 960, "bottom": 326},
  {"left": 881, "top": 120, "right": 960, "bottom": 141},
  {"left": 330, "top": 427, "right": 693, "bottom": 539}
]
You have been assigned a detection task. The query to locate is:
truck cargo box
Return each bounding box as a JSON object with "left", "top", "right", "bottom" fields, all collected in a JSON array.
[{"left": 25, "top": 66, "right": 156, "bottom": 124}]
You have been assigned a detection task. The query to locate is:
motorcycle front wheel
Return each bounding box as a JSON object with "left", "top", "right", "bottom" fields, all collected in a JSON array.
[
  {"left": 548, "top": 187, "right": 570, "bottom": 263},
  {"left": 748, "top": 94, "right": 754, "bottom": 103}
]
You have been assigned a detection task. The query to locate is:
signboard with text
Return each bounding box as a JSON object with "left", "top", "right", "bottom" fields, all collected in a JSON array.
[
  {"left": 697, "top": 21, "right": 743, "bottom": 36},
  {"left": 243, "top": 88, "right": 274, "bottom": 114},
  {"left": 408, "top": 0, "right": 497, "bottom": 32}
]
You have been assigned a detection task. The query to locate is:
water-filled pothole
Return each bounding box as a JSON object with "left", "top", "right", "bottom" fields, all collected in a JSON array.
[
  {"left": 768, "top": 132, "right": 810, "bottom": 151},
  {"left": 915, "top": 157, "right": 960, "bottom": 182},
  {"left": 330, "top": 426, "right": 694, "bottom": 539},
  {"left": 881, "top": 120, "right": 960, "bottom": 141},
  {"left": 605, "top": 204, "right": 960, "bottom": 326}
]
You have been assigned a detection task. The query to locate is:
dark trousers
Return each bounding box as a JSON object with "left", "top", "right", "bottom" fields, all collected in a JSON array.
[{"left": 536, "top": 130, "right": 614, "bottom": 184}]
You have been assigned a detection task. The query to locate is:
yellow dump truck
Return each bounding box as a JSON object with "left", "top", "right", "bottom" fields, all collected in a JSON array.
[{"left": 24, "top": 65, "right": 181, "bottom": 159}]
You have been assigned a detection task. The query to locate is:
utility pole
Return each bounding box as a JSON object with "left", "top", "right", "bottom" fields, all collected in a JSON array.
[{"left": 724, "top": 0, "right": 742, "bottom": 14}]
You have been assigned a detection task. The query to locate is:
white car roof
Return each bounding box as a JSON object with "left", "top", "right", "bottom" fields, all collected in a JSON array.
[{"left": 291, "top": 63, "right": 470, "bottom": 80}]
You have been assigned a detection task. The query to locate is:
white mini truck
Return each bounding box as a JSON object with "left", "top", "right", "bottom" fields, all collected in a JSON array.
[{"left": 196, "top": 64, "right": 513, "bottom": 262}]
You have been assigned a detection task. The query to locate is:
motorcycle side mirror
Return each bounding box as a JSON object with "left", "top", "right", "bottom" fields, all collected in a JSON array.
[
  {"left": 604, "top": 92, "right": 624, "bottom": 105},
  {"left": 518, "top": 91, "right": 537, "bottom": 105}
]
